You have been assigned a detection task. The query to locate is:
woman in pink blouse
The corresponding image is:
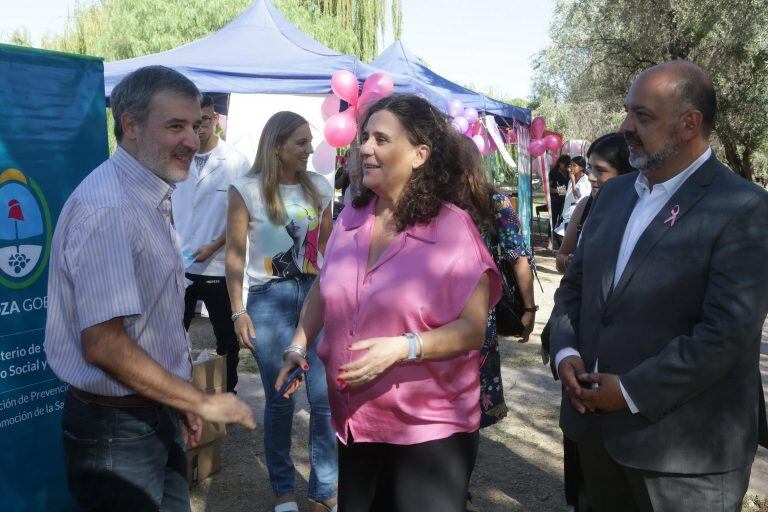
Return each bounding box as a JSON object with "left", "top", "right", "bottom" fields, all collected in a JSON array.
[{"left": 275, "top": 95, "right": 502, "bottom": 511}]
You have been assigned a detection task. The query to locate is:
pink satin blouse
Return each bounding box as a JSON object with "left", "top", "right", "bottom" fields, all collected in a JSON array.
[{"left": 316, "top": 199, "right": 501, "bottom": 445}]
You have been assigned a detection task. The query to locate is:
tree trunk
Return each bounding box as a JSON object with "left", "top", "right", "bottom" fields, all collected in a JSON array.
[
  {"left": 346, "top": 142, "right": 363, "bottom": 199},
  {"left": 720, "top": 137, "right": 754, "bottom": 182}
]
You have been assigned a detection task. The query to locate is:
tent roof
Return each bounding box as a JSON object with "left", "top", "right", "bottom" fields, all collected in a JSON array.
[
  {"left": 103, "top": 2, "right": 529, "bottom": 126},
  {"left": 367, "top": 41, "right": 530, "bottom": 125},
  {"left": 104, "top": 0, "right": 362, "bottom": 96}
]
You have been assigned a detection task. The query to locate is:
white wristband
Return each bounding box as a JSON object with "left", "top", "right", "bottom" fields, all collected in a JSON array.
[{"left": 402, "top": 333, "right": 418, "bottom": 361}]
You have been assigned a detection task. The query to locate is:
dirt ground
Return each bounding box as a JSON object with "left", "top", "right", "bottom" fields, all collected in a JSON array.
[{"left": 188, "top": 250, "right": 768, "bottom": 512}]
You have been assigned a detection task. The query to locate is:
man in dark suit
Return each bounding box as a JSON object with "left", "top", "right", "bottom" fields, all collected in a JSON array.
[{"left": 549, "top": 60, "right": 768, "bottom": 511}]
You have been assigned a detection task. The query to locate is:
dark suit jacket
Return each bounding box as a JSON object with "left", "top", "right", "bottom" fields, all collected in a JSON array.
[{"left": 549, "top": 154, "right": 768, "bottom": 474}]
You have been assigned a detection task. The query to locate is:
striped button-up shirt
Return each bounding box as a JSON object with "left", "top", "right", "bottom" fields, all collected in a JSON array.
[{"left": 44, "top": 147, "right": 191, "bottom": 396}]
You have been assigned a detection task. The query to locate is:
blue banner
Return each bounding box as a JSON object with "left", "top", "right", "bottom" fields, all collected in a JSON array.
[
  {"left": 0, "top": 44, "right": 108, "bottom": 511},
  {"left": 515, "top": 124, "right": 532, "bottom": 248}
]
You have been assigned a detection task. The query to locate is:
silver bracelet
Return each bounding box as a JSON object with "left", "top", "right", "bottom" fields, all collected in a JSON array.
[
  {"left": 283, "top": 345, "right": 307, "bottom": 361},
  {"left": 230, "top": 309, "right": 247, "bottom": 322},
  {"left": 402, "top": 333, "right": 418, "bottom": 361},
  {"left": 414, "top": 332, "right": 425, "bottom": 361}
]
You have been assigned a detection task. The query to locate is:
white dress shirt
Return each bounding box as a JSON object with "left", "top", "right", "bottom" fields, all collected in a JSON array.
[
  {"left": 555, "top": 147, "right": 712, "bottom": 413},
  {"left": 172, "top": 138, "right": 250, "bottom": 276}
]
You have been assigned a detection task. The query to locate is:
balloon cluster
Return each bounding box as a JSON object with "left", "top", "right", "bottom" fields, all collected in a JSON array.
[
  {"left": 528, "top": 116, "right": 561, "bottom": 157},
  {"left": 322, "top": 71, "right": 394, "bottom": 148},
  {"left": 446, "top": 98, "right": 494, "bottom": 154}
]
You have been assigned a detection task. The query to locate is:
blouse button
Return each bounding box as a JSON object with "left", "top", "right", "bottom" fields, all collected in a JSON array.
[{"left": 348, "top": 329, "right": 354, "bottom": 336}]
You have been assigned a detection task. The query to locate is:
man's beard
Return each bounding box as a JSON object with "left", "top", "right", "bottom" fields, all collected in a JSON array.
[
  {"left": 135, "top": 136, "right": 191, "bottom": 184},
  {"left": 628, "top": 132, "right": 679, "bottom": 172}
]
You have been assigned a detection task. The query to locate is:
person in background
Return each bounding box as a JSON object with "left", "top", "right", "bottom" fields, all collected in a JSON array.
[
  {"left": 225, "top": 111, "right": 336, "bottom": 512},
  {"left": 549, "top": 132, "right": 634, "bottom": 511},
  {"left": 44, "top": 65, "right": 254, "bottom": 512},
  {"left": 275, "top": 95, "right": 501, "bottom": 511},
  {"left": 173, "top": 93, "right": 250, "bottom": 393},
  {"left": 556, "top": 133, "right": 635, "bottom": 273},
  {"left": 455, "top": 134, "right": 536, "bottom": 428},
  {"left": 549, "top": 154, "right": 571, "bottom": 232},
  {"left": 554, "top": 156, "right": 591, "bottom": 242}
]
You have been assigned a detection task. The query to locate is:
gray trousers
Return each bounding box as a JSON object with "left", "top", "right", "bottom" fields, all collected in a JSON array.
[{"left": 577, "top": 420, "right": 751, "bottom": 512}]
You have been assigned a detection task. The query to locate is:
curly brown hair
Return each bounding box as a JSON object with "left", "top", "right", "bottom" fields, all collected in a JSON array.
[
  {"left": 454, "top": 133, "right": 496, "bottom": 234},
  {"left": 352, "top": 95, "right": 463, "bottom": 231}
]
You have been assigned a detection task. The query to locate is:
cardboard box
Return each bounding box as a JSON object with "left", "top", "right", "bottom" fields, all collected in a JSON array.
[
  {"left": 187, "top": 354, "right": 227, "bottom": 486},
  {"left": 187, "top": 439, "right": 222, "bottom": 487},
  {"left": 192, "top": 353, "right": 227, "bottom": 392}
]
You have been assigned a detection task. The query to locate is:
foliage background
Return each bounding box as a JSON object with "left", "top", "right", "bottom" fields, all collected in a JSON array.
[
  {"left": 529, "top": 0, "right": 768, "bottom": 184},
  {"left": 4, "top": 0, "right": 767, "bottom": 184}
]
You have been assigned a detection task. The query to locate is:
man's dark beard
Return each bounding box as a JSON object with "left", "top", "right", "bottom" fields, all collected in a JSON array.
[{"left": 627, "top": 132, "right": 679, "bottom": 172}]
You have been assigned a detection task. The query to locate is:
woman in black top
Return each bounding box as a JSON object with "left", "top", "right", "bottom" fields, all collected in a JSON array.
[{"left": 548, "top": 154, "right": 571, "bottom": 233}]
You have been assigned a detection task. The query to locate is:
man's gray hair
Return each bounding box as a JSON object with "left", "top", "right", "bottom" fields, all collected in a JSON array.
[{"left": 110, "top": 66, "right": 201, "bottom": 141}]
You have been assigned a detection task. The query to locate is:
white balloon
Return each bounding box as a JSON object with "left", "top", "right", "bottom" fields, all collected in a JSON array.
[
  {"left": 312, "top": 140, "right": 337, "bottom": 175},
  {"left": 321, "top": 94, "right": 341, "bottom": 122}
]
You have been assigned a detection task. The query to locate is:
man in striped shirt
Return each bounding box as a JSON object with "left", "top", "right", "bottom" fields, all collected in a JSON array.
[{"left": 44, "top": 66, "right": 254, "bottom": 511}]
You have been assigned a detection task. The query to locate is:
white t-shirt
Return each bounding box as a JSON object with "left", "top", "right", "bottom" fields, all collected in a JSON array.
[
  {"left": 231, "top": 172, "right": 333, "bottom": 285},
  {"left": 561, "top": 174, "right": 592, "bottom": 225}
]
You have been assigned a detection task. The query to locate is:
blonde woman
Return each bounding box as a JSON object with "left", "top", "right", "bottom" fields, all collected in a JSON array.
[{"left": 226, "top": 112, "right": 336, "bottom": 512}]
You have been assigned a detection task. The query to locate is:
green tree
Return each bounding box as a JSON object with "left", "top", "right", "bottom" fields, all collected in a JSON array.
[
  {"left": 1, "top": 27, "right": 33, "bottom": 47},
  {"left": 532, "top": 0, "right": 768, "bottom": 181},
  {"left": 40, "top": 0, "right": 401, "bottom": 63},
  {"left": 42, "top": 0, "right": 252, "bottom": 60},
  {"left": 273, "top": 0, "right": 403, "bottom": 60}
]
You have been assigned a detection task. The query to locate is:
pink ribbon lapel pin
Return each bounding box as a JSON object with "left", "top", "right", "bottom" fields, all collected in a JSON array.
[{"left": 664, "top": 205, "right": 680, "bottom": 227}]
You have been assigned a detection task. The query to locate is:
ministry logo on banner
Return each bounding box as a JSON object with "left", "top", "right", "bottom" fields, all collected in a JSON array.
[{"left": 0, "top": 168, "right": 52, "bottom": 290}]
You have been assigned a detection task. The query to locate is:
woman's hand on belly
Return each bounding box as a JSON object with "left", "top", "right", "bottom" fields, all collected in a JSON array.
[{"left": 338, "top": 336, "right": 409, "bottom": 387}]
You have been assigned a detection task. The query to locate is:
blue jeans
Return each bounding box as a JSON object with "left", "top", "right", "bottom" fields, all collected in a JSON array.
[
  {"left": 247, "top": 275, "right": 338, "bottom": 501},
  {"left": 61, "top": 391, "right": 189, "bottom": 511}
]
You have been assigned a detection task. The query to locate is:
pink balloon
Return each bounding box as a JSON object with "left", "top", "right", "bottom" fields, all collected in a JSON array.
[
  {"left": 356, "top": 90, "right": 384, "bottom": 121},
  {"left": 362, "top": 72, "right": 394, "bottom": 98},
  {"left": 529, "top": 138, "right": 546, "bottom": 157},
  {"left": 463, "top": 107, "right": 479, "bottom": 125},
  {"left": 311, "top": 139, "right": 338, "bottom": 175},
  {"left": 471, "top": 122, "right": 485, "bottom": 137},
  {"left": 324, "top": 109, "right": 357, "bottom": 148},
  {"left": 321, "top": 94, "right": 341, "bottom": 121},
  {"left": 544, "top": 133, "right": 561, "bottom": 152},
  {"left": 447, "top": 99, "right": 464, "bottom": 118},
  {"left": 331, "top": 70, "right": 359, "bottom": 106},
  {"left": 452, "top": 116, "right": 469, "bottom": 134},
  {"left": 472, "top": 134, "right": 487, "bottom": 154},
  {"left": 531, "top": 116, "right": 546, "bottom": 139}
]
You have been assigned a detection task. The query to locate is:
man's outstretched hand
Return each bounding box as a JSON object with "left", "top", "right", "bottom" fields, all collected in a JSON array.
[{"left": 197, "top": 393, "right": 255, "bottom": 429}]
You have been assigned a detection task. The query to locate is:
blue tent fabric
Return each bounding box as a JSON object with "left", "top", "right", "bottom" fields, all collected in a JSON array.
[
  {"left": 366, "top": 41, "right": 530, "bottom": 126},
  {"left": 104, "top": 0, "right": 362, "bottom": 96}
]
